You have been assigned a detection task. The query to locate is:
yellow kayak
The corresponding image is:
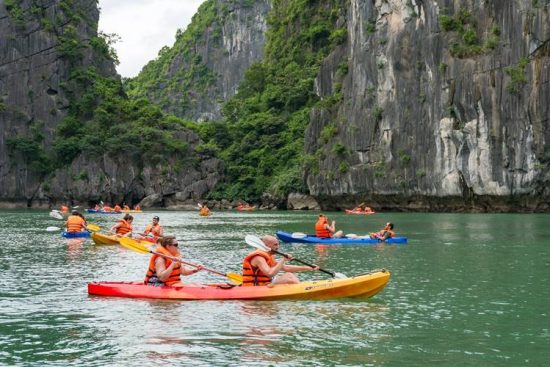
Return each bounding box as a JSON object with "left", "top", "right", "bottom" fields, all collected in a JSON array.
[{"left": 91, "top": 232, "right": 120, "bottom": 245}]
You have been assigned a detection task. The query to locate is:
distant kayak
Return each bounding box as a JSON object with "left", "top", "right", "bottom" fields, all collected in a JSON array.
[
  {"left": 87, "top": 270, "right": 390, "bottom": 300},
  {"left": 276, "top": 231, "right": 408, "bottom": 244},
  {"left": 345, "top": 209, "right": 375, "bottom": 215},
  {"left": 86, "top": 209, "right": 120, "bottom": 214},
  {"left": 236, "top": 206, "right": 256, "bottom": 211},
  {"left": 62, "top": 231, "right": 90, "bottom": 238}
]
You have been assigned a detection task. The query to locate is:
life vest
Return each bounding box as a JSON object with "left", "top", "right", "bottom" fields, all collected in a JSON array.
[
  {"left": 144, "top": 246, "right": 181, "bottom": 286},
  {"left": 66, "top": 215, "right": 85, "bottom": 232},
  {"left": 60, "top": 205, "right": 69, "bottom": 213},
  {"left": 315, "top": 217, "right": 331, "bottom": 238},
  {"left": 199, "top": 207, "right": 210, "bottom": 216},
  {"left": 242, "top": 251, "right": 276, "bottom": 286},
  {"left": 144, "top": 223, "right": 162, "bottom": 237},
  {"left": 115, "top": 219, "right": 132, "bottom": 235}
]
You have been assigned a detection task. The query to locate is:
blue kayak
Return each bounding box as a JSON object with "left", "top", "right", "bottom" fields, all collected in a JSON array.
[
  {"left": 62, "top": 231, "right": 91, "bottom": 238},
  {"left": 276, "top": 231, "right": 407, "bottom": 245},
  {"left": 86, "top": 209, "right": 120, "bottom": 214}
]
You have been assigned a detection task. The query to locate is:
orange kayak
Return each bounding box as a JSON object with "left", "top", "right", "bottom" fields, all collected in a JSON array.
[
  {"left": 345, "top": 209, "right": 375, "bottom": 215},
  {"left": 87, "top": 270, "right": 390, "bottom": 300}
]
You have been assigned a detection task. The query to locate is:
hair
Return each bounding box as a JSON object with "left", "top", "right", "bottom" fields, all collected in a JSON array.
[
  {"left": 153, "top": 216, "right": 159, "bottom": 220},
  {"left": 387, "top": 223, "right": 394, "bottom": 230},
  {"left": 72, "top": 210, "right": 79, "bottom": 215},
  {"left": 160, "top": 236, "right": 176, "bottom": 247},
  {"left": 123, "top": 214, "right": 133, "bottom": 221}
]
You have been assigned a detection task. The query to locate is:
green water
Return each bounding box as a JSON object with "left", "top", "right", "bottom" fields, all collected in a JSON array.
[{"left": 0, "top": 210, "right": 548, "bottom": 366}]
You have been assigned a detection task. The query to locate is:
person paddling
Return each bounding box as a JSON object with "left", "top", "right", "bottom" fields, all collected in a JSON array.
[
  {"left": 369, "top": 222, "right": 395, "bottom": 241},
  {"left": 65, "top": 211, "right": 87, "bottom": 232},
  {"left": 315, "top": 214, "right": 343, "bottom": 238},
  {"left": 242, "top": 235, "right": 319, "bottom": 286},
  {"left": 140, "top": 216, "right": 163, "bottom": 241},
  {"left": 199, "top": 203, "right": 210, "bottom": 216},
  {"left": 144, "top": 236, "right": 203, "bottom": 287},
  {"left": 110, "top": 214, "right": 133, "bottom": 237}
]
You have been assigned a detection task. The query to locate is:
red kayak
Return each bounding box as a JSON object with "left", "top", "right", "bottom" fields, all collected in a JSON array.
[
  {"left": 88, "top": 271, "right": 390, "bottom": 301},
  {"left": 345, "top": 209, "right": 375, "bottom": 215}
]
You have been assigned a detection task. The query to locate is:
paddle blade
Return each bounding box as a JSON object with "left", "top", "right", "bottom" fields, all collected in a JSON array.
[
  {"left": 244, "top": 235, "right": 269, "bottom": 251},
  {"left": 46, "top": 226, "right": 61, "bottom": 232},
  {"left": 197, "top": 203, "right": 203, "bottom": 208},
  {"left": 49, "top": 211, "right": 63, "bottom": 220},
  {"left": 334, "top": 272, "right": 348, "bottom": 279},
  {"left": 226, "top": 272, "right": 243, "bottom": 285},
  {"left": 86, "top": 224, "right": 101, "bottom": 232},
  {"left": 119, "top": 237, "right": 151, "bottom": 254}
]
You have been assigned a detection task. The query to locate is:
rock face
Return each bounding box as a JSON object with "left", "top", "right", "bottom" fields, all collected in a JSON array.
[
  {"left": 129, "top": 0, "right": 271, "bottom": 122},
  {"left": 0, "top": 0, "right": 223, "bottom": 207},
  {"left": 304, "top": 0, "right": 550, "bottom": 211}
]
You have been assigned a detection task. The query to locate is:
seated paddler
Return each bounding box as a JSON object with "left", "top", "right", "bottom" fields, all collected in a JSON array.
[
  {"left": 144, "top": 236, "right": 203, "bottom": 287},
  {"left": 242, "top": 235, "right": 319, "bottom": 286}
]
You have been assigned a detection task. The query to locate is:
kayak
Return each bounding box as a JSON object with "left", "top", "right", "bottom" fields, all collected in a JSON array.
[
  {"left": 345, "top": 209, "right": 375, "bottom": 215},
  {"left": 236, "top": 206, "right": 256, "bottom": 211},
  {"left": 276, "top": 231, "right": 408, "bottom": 244},
  {"left": 62, "top": 231, "right": 90, "bottom": 238},
  {"left": 91, "top": 232, "right": 120, "bottom": 245},
  {"left": 86, "top": 209, "right": 120, "bottom": 214},
  {"left": 87, "top": 270, "right": 390, "bottom": 300}
]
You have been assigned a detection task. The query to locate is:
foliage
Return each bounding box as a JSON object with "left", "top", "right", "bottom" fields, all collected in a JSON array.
[
  {"left": 188, "top": 0, "right": 348, "bottom": 201},
  {"left": 505, "top": 57, "right": 530, "bottom": 94}
]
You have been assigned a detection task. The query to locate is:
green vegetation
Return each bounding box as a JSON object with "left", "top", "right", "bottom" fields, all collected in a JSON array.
[
  {"left": 439, "top": 7, "right": 500, "bottom": 58},
  {"left": 505, "top": 57, "right": 530, "bottom": 94},
  {"left": 182, "top": 0, "right": 348, "bottom": 201}
]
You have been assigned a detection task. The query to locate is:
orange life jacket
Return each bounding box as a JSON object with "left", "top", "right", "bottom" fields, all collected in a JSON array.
[
  {"left": 242, "top": 251, "right": 276, "bottom": 286},
  {"left": 144, "top": 246, "right": 181, "bottom": 286},
  {"left": 115, "top": 219, "right": 132, "bottom": 235},
  {"left": 66, "top": 215, "right": 85, "bottom": 232},
  {"left": 199, "top": 207, "right": 210, "bottom": 216},
  {"left": 315, "top": 217, "right": 331, "bottom": 238},
  {"left": 60, "top": 205, "right": 69, "bottom": 213},
  {"left": 144, "top": 223, "right": 162, "bottom": 237}
]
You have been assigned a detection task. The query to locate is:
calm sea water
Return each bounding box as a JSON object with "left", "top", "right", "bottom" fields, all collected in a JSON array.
[{"left": 0, "top": 210, "right": 548, "bottom": 366}]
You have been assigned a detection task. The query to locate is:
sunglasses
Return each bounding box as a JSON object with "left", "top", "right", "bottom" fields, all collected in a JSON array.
[{"left": 170, "top": 242, "right": 178, "bottom": 247}]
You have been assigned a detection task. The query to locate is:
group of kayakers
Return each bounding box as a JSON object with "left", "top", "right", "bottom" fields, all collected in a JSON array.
[
  {"left": 63, "top": 208, "right": 395, "bottom": 289},
  {"left": 92, "top": 203, "right": 141, "bottom": 212}
]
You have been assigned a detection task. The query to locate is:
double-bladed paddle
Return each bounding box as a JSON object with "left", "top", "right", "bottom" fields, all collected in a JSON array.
[
  {"left": 46, "top": 224, "right": 99, "bottom": 232},
  {"left": 119, "top": 237, "right": 243, "bottom": 285},
  {"left": 244, "top": 235, "right": 347, "bottom": 279}
]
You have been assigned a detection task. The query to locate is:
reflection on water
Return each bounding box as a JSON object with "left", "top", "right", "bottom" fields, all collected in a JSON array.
[{"left": 0, "top": 210, "right": 549, "bottom": 366}]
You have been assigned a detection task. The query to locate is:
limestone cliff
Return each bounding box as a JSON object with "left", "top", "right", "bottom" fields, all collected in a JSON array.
[
  {"left": 0, "top": 0, "right": 222, "bottom": 207},
  {"left": 305, "top": 0, "right": 550, "bottom": 211},
  {"left": 127, "top": 0, "right": 271, "bottom": 122}
]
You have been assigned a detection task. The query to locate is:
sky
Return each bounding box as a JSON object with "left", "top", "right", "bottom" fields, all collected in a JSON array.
[{"left": 97, "top": 0, "right": 206, "bottom": 78}]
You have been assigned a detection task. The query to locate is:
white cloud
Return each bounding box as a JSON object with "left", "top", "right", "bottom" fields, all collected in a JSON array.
[{"left": 98, "top": 0, "right": 206, "bottom": 78}]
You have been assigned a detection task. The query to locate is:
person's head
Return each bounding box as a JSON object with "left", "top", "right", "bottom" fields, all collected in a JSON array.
[
  {"left": 385, "top": 222, "right": 394, "bottom": 230},
  {"left": 318, "top": 214, "right": 328, "bottom": 223},
  {"left": 261, "top": 235, "right": 280, "bottom": 253},
  {"left": 160, "top": 235, "right": 179, "bottom": 255},
  {"left": 123, "top": 214, "right": 133, "bottom": 222},
  {"left": 152, "top": 216, "right": 160, "bottom": 224},
  {"left": 72, "top": 210, "right": 79, "bottom": 216}
]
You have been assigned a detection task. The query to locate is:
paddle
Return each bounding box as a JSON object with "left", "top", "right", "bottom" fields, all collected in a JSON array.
[
  {"left": 46, "top": 224, "right": 97, "bottom": 232},
  {"left": 244, "top": 235, "right": 347, "bottom": 279},
  {"left": 119, "top": 237, "right": 243, "bottom": 285},
  {"left": 46, "top": 226, "right": 61, "bottom": 232},
  {"left": 49, "top": 210, "right": 63, "bottom": 220}
]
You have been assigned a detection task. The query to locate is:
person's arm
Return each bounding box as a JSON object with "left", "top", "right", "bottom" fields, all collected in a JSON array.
[
  {"left": 380, "top": 231, "right": 391, "bottom": 241},
  {"left": 154, "top": 257, "right": 178, "bottom": 281},
  {"left": 180, "top": 264, "right": 202, "bottom": 276},
  {"left": 282, "top": 264, "right": 319, "bottom": 272},
  {"left": 158, "top": 226, "right": 164, "bottom": 237},
  {"left": 110, "top": 223, "right": 120, "bottom": 232},
  {"left": 326, "top": 221, "right": 336, "bottom": 234},
  {"left": 251, "top": 256, "right": 287, "bottom": 278}
]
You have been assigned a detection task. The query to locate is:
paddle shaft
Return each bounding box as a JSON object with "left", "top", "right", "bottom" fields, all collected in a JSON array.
[
  {"left": 271, "top": 249, "right": 335, "bottom": 278},
  {"left": 150, "top": 250, "right": 227, "bottom": 278}
]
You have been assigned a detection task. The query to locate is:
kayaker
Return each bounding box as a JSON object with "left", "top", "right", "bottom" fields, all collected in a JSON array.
[
  {"left": 141, "top": 216, "right": 164, "bottom": 239},
  {"left": 144, "top": 236, "right": 203, "bottom": 287},
  {"left": 110, "top": 214, "right": 134, "bottom": 237},
  {"left": 123, "top": 204, "right": 131, "bottom": 211},
  {"left": 60, "top": 205, "right": 69, "bottom": 213},
  {"left": 315, "top": 214, "right": 343, "bottom": 238},
  {"left": 369, "top": 222, "right": 395, "bottom": 241},
  {"left": 199, "top": 204, "right": 210, "bottom": 216},
  {"left": 65, "top": 211, "right": 87, "bottom": 232},
  {"left": 134, "top": 204, "right": 141, "bottom": 211},
  {"left": 113, "top": 204, "right": 122, "bottom": 213},
  {"left": 242, "top": 235, "right": 319, "bottom": 286}
]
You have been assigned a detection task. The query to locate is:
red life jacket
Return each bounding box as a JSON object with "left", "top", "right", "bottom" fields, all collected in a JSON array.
[
  {"left": 242, "top": 251, "right": 276, "bottom": 286},
  {"left": 315, "top": 217, "right": 331, "bottom": 238},
  {"left": 115, "top": 219, "right": 132, "bottom": 235},
  {"left": 144, "top": 246, "right": 181, "bottom": 286}
]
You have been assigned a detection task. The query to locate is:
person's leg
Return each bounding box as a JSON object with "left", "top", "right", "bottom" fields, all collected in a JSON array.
[
  {"left": 333, "top": 230, "right": 344, "bottom": 238},
  {"left": 271, "top": 273, "right": 300, "bottom": 285}
]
